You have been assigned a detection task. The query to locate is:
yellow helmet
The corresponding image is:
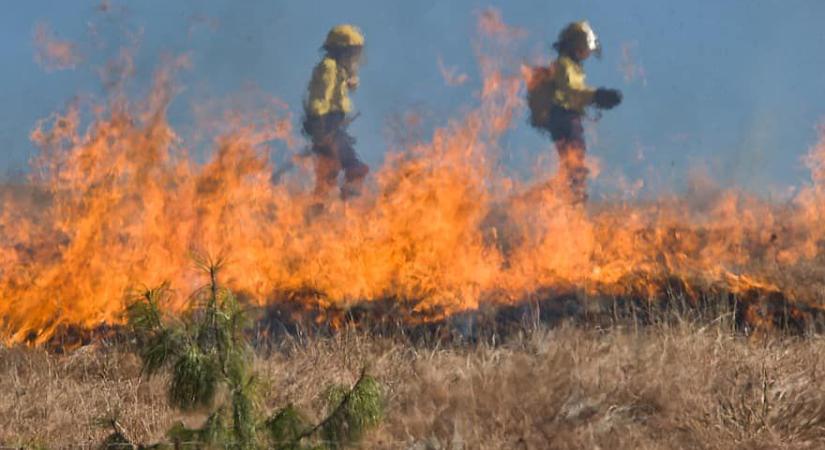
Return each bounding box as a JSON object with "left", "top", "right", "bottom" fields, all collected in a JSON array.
[{"left": 323, "top": 24, "right": 365, "bottom": 49}]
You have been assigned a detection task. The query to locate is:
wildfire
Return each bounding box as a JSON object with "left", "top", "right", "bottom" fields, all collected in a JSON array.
[{"left": 2, "top": 11, "right": 825, "bottom": 345}]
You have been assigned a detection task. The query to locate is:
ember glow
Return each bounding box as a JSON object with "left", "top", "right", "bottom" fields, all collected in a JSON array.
[{"left": 2, "top": 11, "right": 825, "bottom": 345}]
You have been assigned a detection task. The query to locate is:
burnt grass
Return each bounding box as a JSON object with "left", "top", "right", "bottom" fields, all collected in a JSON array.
[
  {"left": 43, "top": 275, "right": 825, "bottom": 353},
  {"left": 258, "top": 279, "right": 825, "bottom": 344}
]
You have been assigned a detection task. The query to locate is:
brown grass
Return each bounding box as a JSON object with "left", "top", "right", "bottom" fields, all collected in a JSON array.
[{"left": 3, "top": 321, "right": 825, "bottom": 449}]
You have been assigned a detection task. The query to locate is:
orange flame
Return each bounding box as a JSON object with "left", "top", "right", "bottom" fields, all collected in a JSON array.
[{"left": 3, "top": 10, "right": 825, "bottom": 345}]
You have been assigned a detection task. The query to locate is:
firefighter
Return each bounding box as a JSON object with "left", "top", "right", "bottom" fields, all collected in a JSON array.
[
  {"left": 526, "top": 21, "right": 622, "bottom": 203},
  {"left": 303, "top": 24, "right": 369, "bottom": 201}
]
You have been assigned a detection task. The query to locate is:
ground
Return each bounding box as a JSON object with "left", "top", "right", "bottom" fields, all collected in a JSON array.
[{"left": 4, "top": 318, "right": 825, "bottom": 449}]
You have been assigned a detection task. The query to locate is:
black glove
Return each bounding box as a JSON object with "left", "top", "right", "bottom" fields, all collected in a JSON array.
[{"left": 593, "top": 88, "right": 622, "bottom": 110}]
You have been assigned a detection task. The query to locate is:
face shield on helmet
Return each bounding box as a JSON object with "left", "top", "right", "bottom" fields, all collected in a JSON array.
[
  {"left": 343, "top": 45, "right": 366, "bottom": 73},
  {"left": 323, "top": 24, "right": 366, "bottom": 72},
  {"left": 579, "top": 21, "right": 601, "bottom": 58}
]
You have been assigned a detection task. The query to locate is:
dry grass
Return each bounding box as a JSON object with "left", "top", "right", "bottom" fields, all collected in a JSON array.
[{"left": 3, "top": 321, "right": 825, "bottom": 449}]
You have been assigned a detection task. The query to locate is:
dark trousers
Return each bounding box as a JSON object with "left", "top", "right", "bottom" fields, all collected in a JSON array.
[
  {"left": 545, "top": 106, "right": 588, "bottom": 203},
  {"left": 303, "top": 113, "right": 369, "bottom": 199}
]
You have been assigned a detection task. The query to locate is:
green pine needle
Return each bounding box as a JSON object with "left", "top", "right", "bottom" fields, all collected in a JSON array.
[
  {"left": 321, "top": 374, "right": 384, "bottom": 448},
  {"left": 169, "top": 346, "right": 219, "bottom": 411},
  {"left": 265, "top": 405, "right": 310, "bottom": 449},
  {"left": 121, "top": 261, "right": 383, "bottom": 450}
]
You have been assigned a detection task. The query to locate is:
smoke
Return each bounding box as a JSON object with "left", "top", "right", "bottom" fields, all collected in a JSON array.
[
  {"left": 33, "top": 22, "right": 83, "bottom": 71},
  {"left": 4, "top": 7, "right": 825, "bottom": 345},
  {"left": 437, "top": 56, "right": 469, "bottom": 87},
  {"left": 619, "top": 41, "right": 647, "bottom": 86},
  {"left": 476, "top": 9, "right": 527, "bottom": 40}
]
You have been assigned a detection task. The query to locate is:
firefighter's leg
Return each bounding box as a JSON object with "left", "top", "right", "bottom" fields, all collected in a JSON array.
[
  {"left": 306, "top": 115, "right": 342, "bottom": 200},
  {"left": 313, "top": 152, "right": 341, "bottom": 199},
  {"left": 556, "top": 140, "right": 588, "bottom": 204},
  {"left": 338, "top": 131, "right": 369, "bottom": 200},
  {"left": 550, "top": 111, "right": 588, "bottom": 204},
  {"left": 305, "top": 152, "right": 339, "bottom": 220}
]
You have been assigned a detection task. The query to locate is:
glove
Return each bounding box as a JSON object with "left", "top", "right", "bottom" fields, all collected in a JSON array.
[{"left": 593, "top": 88, "right": 622, "bottom": 110}]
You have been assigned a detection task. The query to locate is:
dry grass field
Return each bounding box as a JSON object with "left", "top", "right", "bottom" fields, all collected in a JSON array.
[
  {"left": 4, "top": 318, "right": 825, "bottom": 449},
  {"left": 3, "top": 5, "right": 825, "bottom": 449}
]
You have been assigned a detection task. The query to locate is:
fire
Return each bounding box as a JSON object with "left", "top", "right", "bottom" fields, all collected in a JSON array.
[
  {"left": 33, "top": 22, "right": 83, "bottom": 71},
  {"left": 3, "top": 10, "right": 825, "bottom": 345}
]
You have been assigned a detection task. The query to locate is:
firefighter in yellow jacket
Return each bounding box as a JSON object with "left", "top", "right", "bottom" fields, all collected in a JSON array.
[
  {"left": 526, "top": 21, "right": 622, "bottom": 203},
  {"left": 303, "top": 24, "right": 369, "bottom": 200}
]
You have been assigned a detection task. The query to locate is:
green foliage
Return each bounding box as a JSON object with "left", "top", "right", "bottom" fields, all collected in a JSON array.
[
  {"left": 167, "top": 410, "right": 229, "bottom": 448},
  {"left": 128, "top": 256, "right": 257, "bottom": 447},
  {"left": 126, "top": 284, "right": 184, "bottom": 376},
  {"left": 265, "top": 405, "right": 310, "bottom": 449},
  {"left": 321, "top": 374, "right": 384, "bottom": 448},
  {"left": 140, "top": 327, "right": 184, "bottom": 376},
  {"left": 124, "top": 256, "right": 384, "bottom": 450},
  {"left": 262, "top": 372, "right": 384, "bottom": 450},
  {"left": 169, "top": 346, "right": 219, "bottom": 410},
  {"left": 231, "top": 380, "right": 258, "bottom": 449},
  {"left": 126, "top": 284, "right": 169, "bottom": 332}
]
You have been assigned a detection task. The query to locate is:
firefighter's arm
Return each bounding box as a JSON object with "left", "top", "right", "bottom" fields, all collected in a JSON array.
[
  {"left": 558, "top": 59, "right": 596, "bottom": 111},
  {"left": 307, "top": 59, "right": 338, "bottom": 116}
]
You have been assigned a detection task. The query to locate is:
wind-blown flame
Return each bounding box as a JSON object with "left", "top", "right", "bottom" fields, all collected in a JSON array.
[{"left": 2, "top": 10, "right": 825, "bottom": 345}]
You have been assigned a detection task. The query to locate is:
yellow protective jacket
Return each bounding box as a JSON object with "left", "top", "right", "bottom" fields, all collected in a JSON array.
[
  {"left": 551, "top": 55, "right": 595, "bottom": 113},
  {"left": 305, "top": 56, "right": 354, "bottom": 117}
]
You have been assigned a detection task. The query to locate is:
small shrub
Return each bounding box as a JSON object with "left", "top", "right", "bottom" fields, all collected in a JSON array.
[
  {"left": 321, "top": 373, "right": 384, "bottom": 448},
  {"left": 169, "top": 346, "right": 219, "bottom": 411},
  {"left": 265, "top": 405, "right": 310, "bottom": 449},
  {"left": 119, "top": 256, "right": 384, "bottom": 449}
]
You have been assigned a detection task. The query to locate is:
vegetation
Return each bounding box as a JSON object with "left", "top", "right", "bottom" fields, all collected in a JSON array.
[
  {"left": 111, "top": 256, "right": 383, "bottom": 449},
  {"left": 5, "top": 271, "right": 825, "bottom": 449},
  {"left": 6, "top": 317, "right": 825, "bottom": 449}
]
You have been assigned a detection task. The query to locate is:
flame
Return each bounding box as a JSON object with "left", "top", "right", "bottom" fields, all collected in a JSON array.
[
  {"left": 437, "top": 56, "right": 469, "bottom": 87},
  {"left": 33, "top": 22, "right": 83, "bottom": 71},
  {"left": 3, "top": 10, "right": 825, "bottom": 345}
]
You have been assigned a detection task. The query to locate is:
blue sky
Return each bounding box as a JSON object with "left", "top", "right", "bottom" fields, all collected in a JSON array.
[{"left": 2, "top": 1, "right": 824, "bottom": 196}]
